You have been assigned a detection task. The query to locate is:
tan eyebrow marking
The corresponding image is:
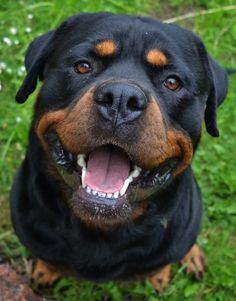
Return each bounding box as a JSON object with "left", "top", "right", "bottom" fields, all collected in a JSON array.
[
  {"left": 146, "top": 49, "right": 168, "bottom": 67},
  {"left": 95, "top": 40, "right": 117, "bottom": 57}
]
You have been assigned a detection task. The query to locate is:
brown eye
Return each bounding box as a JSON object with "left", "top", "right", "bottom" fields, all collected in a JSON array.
[
  {"left": 75, "top": 61, "right": 92, "bottom": 74},
  {"left": 164, "top": 77, "right": 181, "bottom": 91}
]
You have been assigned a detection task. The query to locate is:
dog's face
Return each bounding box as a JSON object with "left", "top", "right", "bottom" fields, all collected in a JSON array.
[{"left": 16, "top": 13, "right": 228, "bottom": 228}]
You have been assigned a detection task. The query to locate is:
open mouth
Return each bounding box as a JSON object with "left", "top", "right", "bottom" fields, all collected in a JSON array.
[
  {"left": 45, "top": 132, "right": 180, "bottom": 220},
  {"left": 77, "top": 146, "right": 141, "bottom": 199}
]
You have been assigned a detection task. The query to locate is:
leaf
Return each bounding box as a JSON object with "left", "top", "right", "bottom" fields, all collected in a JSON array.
[{"left": 184, "top": 283, "right": 200, "bottom": 297}]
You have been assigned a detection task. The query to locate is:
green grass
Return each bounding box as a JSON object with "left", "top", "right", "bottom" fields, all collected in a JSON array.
[{"left": 0, "top": 0, "right": 236, "bottom": 300}]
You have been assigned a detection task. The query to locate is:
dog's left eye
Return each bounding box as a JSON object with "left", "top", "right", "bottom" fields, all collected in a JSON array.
[
  {"left": 164, "top": 76, "right": 181, "bottom": 91},
  {"left": 74, "top": 61, "right": 92, "bottom": 74}
]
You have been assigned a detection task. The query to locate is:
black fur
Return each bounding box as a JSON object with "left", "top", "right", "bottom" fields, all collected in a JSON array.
[{"left": 11, "top": 13, "right": 228, "bottom": 282}]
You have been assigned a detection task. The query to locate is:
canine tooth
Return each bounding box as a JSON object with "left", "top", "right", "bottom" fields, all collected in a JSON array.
[
  {"left": 86, "top": 186, "right": 91, "bottom": 194},
  {"left": 120, "top": 178, "right": 131, "bottom": 196},
  {"left": 130, "top": 165, "right": 142, "bottom": 178},
  {"left": 127, "top": 175, "right": 134, "bottom": 184},
  {"left": 81, "top": 167, "right": 86, "bottom": 188},
  {"left": 77, "top": 154, "right": 86, "bottom": 168},
  {"left": 113, "top": 191, "right": 119, "bottom": 199}
]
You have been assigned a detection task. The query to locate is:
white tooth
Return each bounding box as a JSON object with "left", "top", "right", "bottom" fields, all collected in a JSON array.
[
  {"left": 98, "top": 191, "right": 106, "bottom": 197},
  {"left": 82, "top": 167, "right": 86, "bottom": 188},
  {"left": 130, "top": 165, "right": 142, "bottom": 178},
  {"left": 107, "top": 193, "right": 113, "bottom": 198},
  {"left": 165, "top": 173, "right": 171, "bottom": 181},
  {"left": 127, "top": 175, "right": 134, "bottom": 184},
  {"left": 120, "top": 178, "right": 131, "bottom": 196},
  {"left": 92, "top": 190, "right": 97, "bottom": 195},
  {"left": 113, "top": 191, "right": 119, "bottom": 199},
  {"left": 86, "top": 186, "right": 91, "bottom": 194},
  {"left": 77, "top": 154, "right": 86, "bottom": 168}
]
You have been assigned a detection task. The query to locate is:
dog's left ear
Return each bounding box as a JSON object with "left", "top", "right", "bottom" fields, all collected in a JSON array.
[{"left": 204, "top": 55, "right": 228, "bottom": 137}]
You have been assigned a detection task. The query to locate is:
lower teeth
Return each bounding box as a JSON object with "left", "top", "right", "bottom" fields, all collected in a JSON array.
[
  {"left": 78, "top": 154, "right": 141, "bottom": 199},
  {"left": 83, "top": 185, "right": 121, "bottom": 199}
]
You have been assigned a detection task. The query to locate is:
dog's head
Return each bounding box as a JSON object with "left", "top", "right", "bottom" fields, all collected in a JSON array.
[{"left": 16, "top": 13, "right": 228, "bottom": 228}]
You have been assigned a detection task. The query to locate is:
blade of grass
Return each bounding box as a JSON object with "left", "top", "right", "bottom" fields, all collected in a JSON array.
[
  {"left": 0, "top": 130, "right": 15, "bottom": 163},
  {"left": 164, "top": 5, "right": 236, "bottom": 23}
]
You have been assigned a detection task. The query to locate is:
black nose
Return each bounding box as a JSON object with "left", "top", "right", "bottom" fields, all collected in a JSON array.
[{"left": 94, "top": 82, "right": 148, "bottom": 126}]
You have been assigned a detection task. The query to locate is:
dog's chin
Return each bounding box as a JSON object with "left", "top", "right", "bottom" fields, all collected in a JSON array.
[{"left": 45, "top": 132, "right": 180, "bottom": 228}]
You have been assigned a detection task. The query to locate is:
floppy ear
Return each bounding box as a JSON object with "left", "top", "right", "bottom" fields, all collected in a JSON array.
[
  {"left": 15, "top": 30, "right": 55, "bottom": 103},
  {"left": 16, "top": 13, "right": 112, "bottom": 104},
  {"left": 204, "top": 56, "right": 228, "bottom": 137}
]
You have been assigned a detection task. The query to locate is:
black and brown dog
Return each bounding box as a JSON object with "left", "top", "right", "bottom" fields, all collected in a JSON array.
[{"left": 11, "top": 13, "right": 228, "bottom": 291}]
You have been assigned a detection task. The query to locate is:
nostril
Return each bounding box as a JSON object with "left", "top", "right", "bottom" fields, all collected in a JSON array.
[
  {"left": 103, "top": 92, "right": 113, "bottom": 107},
  {"left": 127, "top": 97, "right": 140, "bottom": 111},
  {"left": 127, "top": 96, "right": 147, "bottom": 111},
  {"left": 95, "top": 92, "right": 113, "bottom": 107}
]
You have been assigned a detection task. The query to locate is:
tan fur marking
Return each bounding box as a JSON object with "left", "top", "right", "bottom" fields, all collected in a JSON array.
[
  {"left": 181, "top": 244, "right": 206, "bottom": 280},
  {"left": 147, "top": 49, "right": 168, "bottom": 67},
  {"left": 131, "top": 98, "right": 193, "bottom": 173},
  {"left": 36, "top": 94, "right": 193, "bottom": 175},
  {"left": 31, "top": 259, "right": 61, "bottom": 286},
  {"left": 167, "top": 130, "right": 193, "bottom": 176},
  {"left": 35, "top": 90, "right": 193, "bottom": 227},
  {"left": 35, "top": 88, "right": 96, "bottom": 152},
  {"left": 95, "top": 40, "right": 117, "bottom": 57},
  {"left": 36, "top": 110, "right": 67, "bottom": 150},
  {"left": 148, "top": 265, "right": 171, "bottom": 292}
]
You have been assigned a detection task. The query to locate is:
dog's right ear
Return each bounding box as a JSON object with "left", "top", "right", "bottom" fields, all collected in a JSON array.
[
  {"left": 16, "top": 13, "right": 113, "bottom": 103},
  {"left": 15, "top": 30, "right": 55, "bottom": 103}
]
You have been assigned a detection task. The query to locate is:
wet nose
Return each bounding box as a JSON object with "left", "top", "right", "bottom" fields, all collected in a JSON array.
[{"left": 94, "top": 82, "right": 148, "bottom": 126}]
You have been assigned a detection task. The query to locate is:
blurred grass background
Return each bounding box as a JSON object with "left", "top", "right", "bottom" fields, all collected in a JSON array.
[{"left": 0, "top": 0, "right": 236, "bottom": 300}]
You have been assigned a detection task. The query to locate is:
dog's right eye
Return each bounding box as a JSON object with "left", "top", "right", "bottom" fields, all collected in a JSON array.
[{"left": 74, "top": 61, "right": 92, "bottom": 74}]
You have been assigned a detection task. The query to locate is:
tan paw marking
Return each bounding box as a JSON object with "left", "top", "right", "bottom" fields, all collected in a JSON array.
[
  {"left": 31, "top": 259, "right": 61, "bottom": 286},
  {"left": 181, "top": 244, "right": 206, "bottom": 280},
  {"left": 148, "top": 265, "right": 171, "bottom": 292}
]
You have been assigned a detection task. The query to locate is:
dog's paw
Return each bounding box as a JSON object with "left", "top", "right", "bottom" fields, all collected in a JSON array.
[
  {"left": 180, "top": 244, "right": 206, "bottom": 280},
  {"left": 148, "top": 265, "right": 171, "bottom": 293},
  {"left": 31, "top": 259, "right": 61, "bottom": 287}
]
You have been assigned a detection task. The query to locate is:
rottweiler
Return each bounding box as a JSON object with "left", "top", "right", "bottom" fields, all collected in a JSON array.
[{"left": 10, "top": 12, "right": 228, "bottom": 291}]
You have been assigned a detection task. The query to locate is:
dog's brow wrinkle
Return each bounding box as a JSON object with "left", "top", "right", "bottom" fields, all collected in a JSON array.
[
  {"left": 146, "top": 49, "right": 168, "bottom": 67},
  {"left": 95, "top": 40, "right": 117, "bottom": 57}
]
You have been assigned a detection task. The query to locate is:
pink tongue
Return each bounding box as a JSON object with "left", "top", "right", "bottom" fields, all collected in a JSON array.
[{"left": 84, "top": 145, "right": 131, "bottom": 193}]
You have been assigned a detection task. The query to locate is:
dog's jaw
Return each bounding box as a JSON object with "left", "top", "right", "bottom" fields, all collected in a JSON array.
[{"left": 35, "top": 87, "right": 193, "bottom": 228}]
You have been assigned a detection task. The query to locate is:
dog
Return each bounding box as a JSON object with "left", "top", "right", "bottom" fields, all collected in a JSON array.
[{"left": 10, "top": 12, "right": 228, "bottom": 292}]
